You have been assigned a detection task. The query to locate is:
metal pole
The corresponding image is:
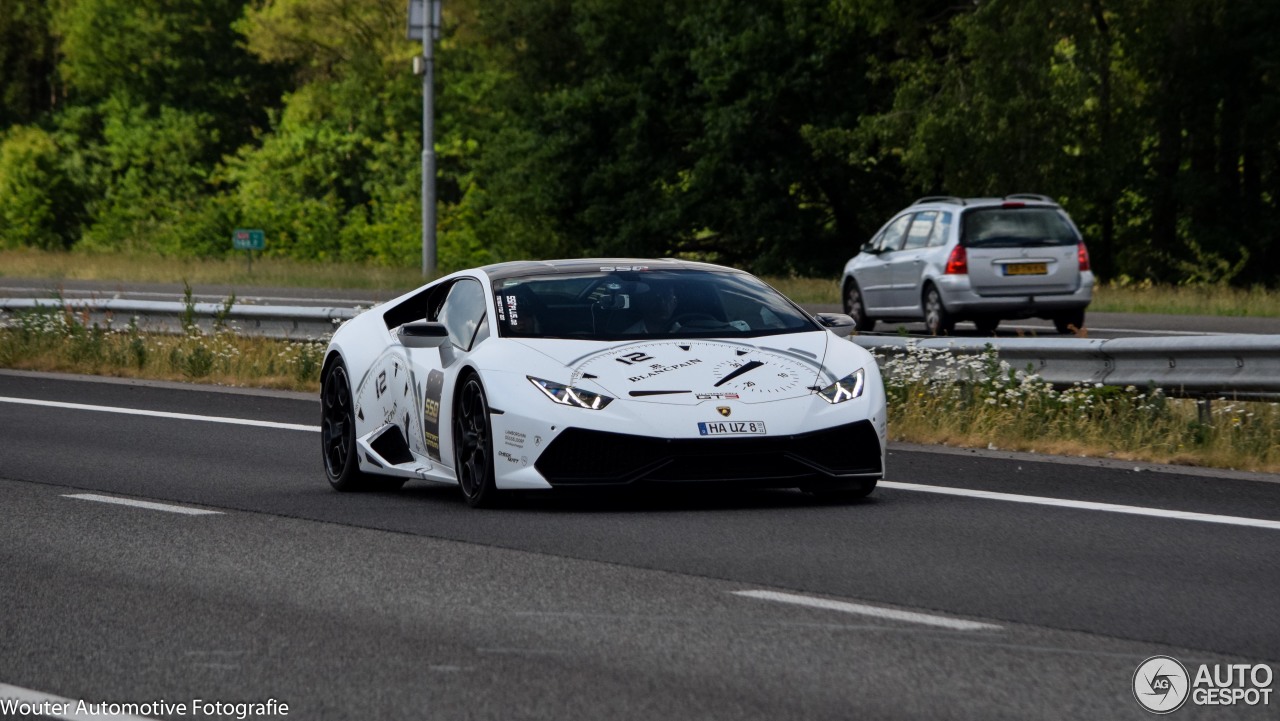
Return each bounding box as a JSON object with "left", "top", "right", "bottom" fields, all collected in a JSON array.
[{"left": 421, "top": 0, "right": 439, "bottom": 278}]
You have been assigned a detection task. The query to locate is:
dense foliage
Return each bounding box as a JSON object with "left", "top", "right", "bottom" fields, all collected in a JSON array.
[{"left": 1, "top": 0, "right": 1276, "bottom": 282}]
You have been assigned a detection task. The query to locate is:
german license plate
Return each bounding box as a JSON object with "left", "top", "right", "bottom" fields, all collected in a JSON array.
[
  {"left": 698, "top": 421, "right": 767, "bottom": 436},
  {"left": 1005, "top": 262, "right": 1047, "bottom": 276}
]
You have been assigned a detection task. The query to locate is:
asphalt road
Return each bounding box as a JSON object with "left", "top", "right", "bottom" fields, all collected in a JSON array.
[
  {"left": 1, "top": 371, "right": 1277, "bottom": 720},
  {"left": 2, "top": 277, "right": 1278, "bottom": 339}
]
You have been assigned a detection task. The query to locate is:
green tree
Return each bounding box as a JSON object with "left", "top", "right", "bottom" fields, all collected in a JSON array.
[
  {"left": 0, "top": 125, "right": 84, "bottom": 248},
  {"left": 75, "top": 97, "right": 220, "bottom": 254},
  {"left": 1117, "top": 0, "right": 1280, "bottom": 284},
  {"left": 225, "top": 0, "right": 494, "bottom": 268},
  {"left": 460, "top": 0, "right": 909, "bottom": 274},
  {"left": 0, "top": 0, "right": 57, "bottom": 128},
  {"left": 53, "top": 0, "right": 285, "bottom": 150}
]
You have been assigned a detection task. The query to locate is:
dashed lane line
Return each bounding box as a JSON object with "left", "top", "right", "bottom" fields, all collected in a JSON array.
[
  {"left": 732, "top": 590, "right": 1001, "bottom": 631},
  {"left": 0, "top": 395, "right": 318, "bottom": 432},
  {"left": 63, "top": 493, "right": 223, "bottom": 516}
]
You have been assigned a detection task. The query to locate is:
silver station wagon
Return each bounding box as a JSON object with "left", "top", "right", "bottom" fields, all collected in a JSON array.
[{"left": 840, "top": 194, "right": 1094, "bottom": 335}]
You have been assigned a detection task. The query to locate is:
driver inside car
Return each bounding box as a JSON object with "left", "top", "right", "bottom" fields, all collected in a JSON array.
[{"left": 625, "top": 283, "right": 681, "bottom": 334}]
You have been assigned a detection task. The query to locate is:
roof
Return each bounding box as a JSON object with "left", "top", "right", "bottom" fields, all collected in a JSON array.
[
  {"left": 478, "top": 258, "right": 746, "bottom": 280},
  {"left": 910, "top": 194, "right": 1061, "bottom": 209}
]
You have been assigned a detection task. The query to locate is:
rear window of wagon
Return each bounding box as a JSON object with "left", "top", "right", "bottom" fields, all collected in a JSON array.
[{"left": 961, "top": 207, "right": 1080, "bottom": 248}]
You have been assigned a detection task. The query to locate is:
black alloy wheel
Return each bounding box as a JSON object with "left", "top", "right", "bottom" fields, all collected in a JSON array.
[
  {"left": 923, "top": 286, "right": 955, "bottom": 336},
  {"left": 321, "top": 360, "right": 403, "bottom": 492},
  {"left": 454, "top": 374, "right": 500, "bottom": 508},
  {"left": 843, "top": 282, "right": 875, "bottom": 332}
]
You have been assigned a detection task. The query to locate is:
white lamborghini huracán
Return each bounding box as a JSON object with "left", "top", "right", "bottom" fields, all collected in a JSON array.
[{"left": 320, "top": 259, "right": 887, "bottom": 507}]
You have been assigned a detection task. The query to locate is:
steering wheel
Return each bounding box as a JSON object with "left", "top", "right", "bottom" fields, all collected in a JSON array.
[{"left": 670, "top": 313, "right": 724, "bottom": 329}]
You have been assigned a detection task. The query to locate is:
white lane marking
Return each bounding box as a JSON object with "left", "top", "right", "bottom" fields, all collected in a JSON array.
[
  {"left": 0, "top": 396, "right": 318, "bottom": 432},
  {"left": 880, "top": 481, "right": 1280, "bottom": 531},
  {"left": 733, "top": 590, "right": 1000, "bottom": 631},
  {"left": 64, "top": 494, "right": 223, "bottom": 516},
  {"left": 0, "top": 682, "right": 157, "bottom": 720}
]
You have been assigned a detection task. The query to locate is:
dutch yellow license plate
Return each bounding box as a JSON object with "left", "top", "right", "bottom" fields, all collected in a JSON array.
[{"left": 1005, "top": 263, "right": 1047, "bottom": 276}]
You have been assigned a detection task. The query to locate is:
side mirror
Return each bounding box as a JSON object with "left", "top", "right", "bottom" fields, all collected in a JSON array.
[
  {"left": 399, "top": 320, "right": 449, "bottom": 348},
  {"left": 815, "top": 312, "right": 857, "bottom": 338},
  {"left": 860, "top": 242, "right": 880, "bottom": 256}
]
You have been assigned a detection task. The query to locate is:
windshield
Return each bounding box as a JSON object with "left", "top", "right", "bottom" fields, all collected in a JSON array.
[
  {"left": 492, "top": 269, "right": 818, "bottom": 341},
  {"left": 961, "top": 207, "right": 1079, "bottom": 248}
]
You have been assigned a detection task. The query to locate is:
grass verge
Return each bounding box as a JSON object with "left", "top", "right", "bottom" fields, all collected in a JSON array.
[
  {"left": 0, "top": 307, "right": 326, "bottom": 392},
  {"left": 1090, "top": 280, "right": 1280, "bottom": 317},
  {"left": 878, "top": 345, "right": 1280, "bottom": 474},
  {"left": 0, "top": 248, "right": 427, "bottom": 292}
]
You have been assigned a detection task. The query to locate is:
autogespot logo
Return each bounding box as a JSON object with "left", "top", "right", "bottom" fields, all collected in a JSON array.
[{"left": 1134, "top": 655, "right": 1190, "bottom": 714}]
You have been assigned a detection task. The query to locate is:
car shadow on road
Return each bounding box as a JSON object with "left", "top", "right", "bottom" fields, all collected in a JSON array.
[{"left": 395, "top": 483, "right": 884, "bottom": 514}]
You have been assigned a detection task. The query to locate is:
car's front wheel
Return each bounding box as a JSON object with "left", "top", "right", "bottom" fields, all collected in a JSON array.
[
  {"left": 923, "top": 286, "right": 955, "bottom": 336},
  {"left": 454, "top": 373, "right": 501, "bottom": 508},
  {"left": 321, "top": 359, "right": 403, "bottom": 492},
  {"left": 843, "top": 281, "right": 875, "bottom": 332}
]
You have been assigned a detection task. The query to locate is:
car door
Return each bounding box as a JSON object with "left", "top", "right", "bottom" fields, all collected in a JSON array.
[
  {"left": 857, "top": 213, "right": 911, "bottom": 312},
  {"left": 406, "top": 277, "right": 492, "bottom": 470},
  {"left": 886, "top": 211, "right": 937, "bottom": 310}
]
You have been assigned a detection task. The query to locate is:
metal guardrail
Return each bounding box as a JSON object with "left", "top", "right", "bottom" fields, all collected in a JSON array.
[
  {"left": 0, "top": 298, "right": 357, "bottom": 340},
  {"left": 2, "top": 298, "right": 1278, "bottom": 399},
  {"left": 849, "top": 334, "right": 1280, "bottom": 400}
]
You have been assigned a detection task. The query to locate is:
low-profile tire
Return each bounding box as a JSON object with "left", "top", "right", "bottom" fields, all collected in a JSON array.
[
  {"left": 923, "top": 286, "right": 955, "bottom": 336},
  {"left": 804, "top": 478, "right": 878, "bottom": 502},
  {"left": 1053, "top": 309, "right": 1086, "bottom": 334},
  {"left": 843, "top": 281, "right": 875, "bottom": 332},
  {"left": 454, "top": 373, "right": 501, "bottom": 508},
  {"left": 321, "top": 359, "right": 404, "bottom": 492},
  {"left": 973, "top": 317, "right": 1001, "bottom": 335}
]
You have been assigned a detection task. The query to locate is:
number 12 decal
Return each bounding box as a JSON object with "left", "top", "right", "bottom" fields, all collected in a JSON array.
[{"left": 615, "top": 352, "right": 654, "bottom": 366}]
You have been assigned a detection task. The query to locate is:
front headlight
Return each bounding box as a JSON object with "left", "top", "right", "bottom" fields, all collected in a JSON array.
[
  {"left": 817, "top": 368, "right": 865, "bottom": 404},
  {"left": 527, "top": 376, "right": 614, "bottom": 410}
]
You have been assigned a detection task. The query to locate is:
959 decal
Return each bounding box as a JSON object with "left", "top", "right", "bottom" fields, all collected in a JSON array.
[{"left": 698, "top": 420, "right": 767, "bottom": 436}]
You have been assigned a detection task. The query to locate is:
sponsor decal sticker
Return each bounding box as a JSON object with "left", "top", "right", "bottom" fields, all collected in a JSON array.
[
  {"left": 505, "top": 294, "right": 519, "bottom": 325},
  {"left": 615, "top": 351, "right": 655, "bottom": 366},
  {"left": 504, "top": 430, "right": 527, "bottom": 449},
  {"left": 422, "top": 370, "right": 445, "bottom": 461},
  {"left": 627, "top": 358, "right": 702, "bottom": 383}
]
